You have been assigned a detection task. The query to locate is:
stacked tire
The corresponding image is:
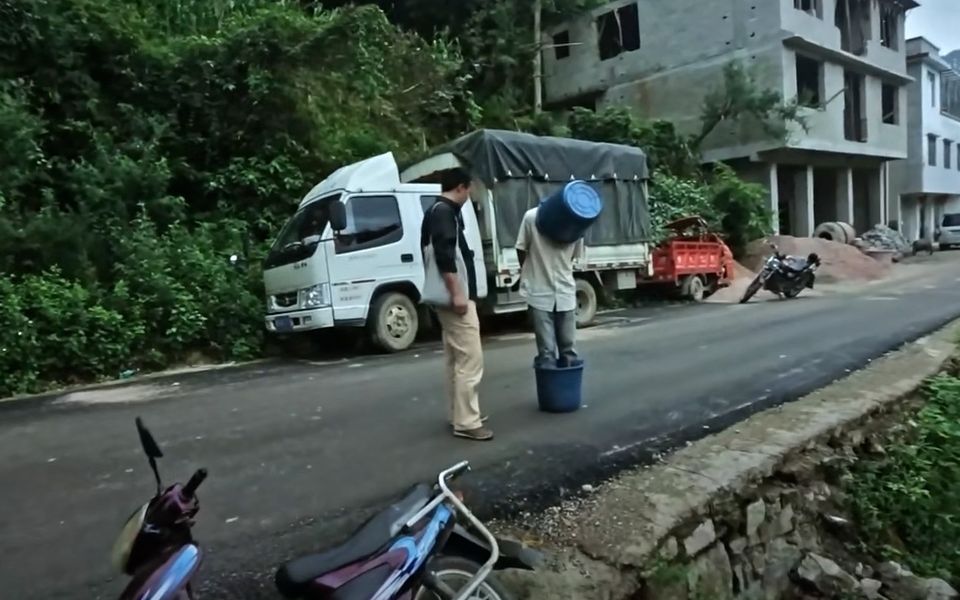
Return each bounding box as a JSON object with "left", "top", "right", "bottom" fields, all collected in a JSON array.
[{"left": 813, "top": 221, "right": 856, "bottom": 245}]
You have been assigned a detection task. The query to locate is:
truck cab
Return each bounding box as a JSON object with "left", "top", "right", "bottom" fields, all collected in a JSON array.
[{"left": 262, "top": 153, "right": 487, "bottom": 352}]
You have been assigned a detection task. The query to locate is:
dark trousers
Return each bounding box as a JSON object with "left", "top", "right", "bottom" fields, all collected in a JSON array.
[{"left": 530, "top": 308, "right": 576, "bottom": 365}]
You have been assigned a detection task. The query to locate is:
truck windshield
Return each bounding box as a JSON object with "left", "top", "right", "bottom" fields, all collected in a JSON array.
[{"left": 264, "top": 194, "right": 340, "bottom": 269}]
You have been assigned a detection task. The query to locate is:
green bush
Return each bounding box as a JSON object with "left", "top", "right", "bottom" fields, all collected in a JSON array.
[
  {"left": 0, "top": 270, "right": 132, "bottom": 396},
  {"left": 569, "top": 106, "right": 700, "bottom": 178},
  {"left": 846, "top": 374, "right": 960, "bottom": 581},
  {"left": 0, "top": 0, "right": 475, "bottom": 396},
  {"left": 0, "top": 217, "right": 263, "bottom": 397},
  {"left": 647, "top": 165, "right": 770, "bottom": 253},
  {"left": 708, "top": 164, "right": 772, "bottom": 256},
  {"left": 648, "top": 171, "right": 716, "bottom": 241}
]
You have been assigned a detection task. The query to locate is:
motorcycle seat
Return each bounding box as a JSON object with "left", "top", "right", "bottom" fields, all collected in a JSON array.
[{"left": 275, "top": 483, "right": 433, "bottom": 598}]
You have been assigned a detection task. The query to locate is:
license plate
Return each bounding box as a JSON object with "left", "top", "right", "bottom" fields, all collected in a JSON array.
[{"left": 274, "top": 316, "right": 293, "bottom": 332}]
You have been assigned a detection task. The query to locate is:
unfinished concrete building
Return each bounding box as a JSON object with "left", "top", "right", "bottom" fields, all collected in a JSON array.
[
  {"left": 889, "top": 38, "right": 960, "bottom": 242},
  {"left": 542, "top": 0, "right": 917, "bottom": 237}
]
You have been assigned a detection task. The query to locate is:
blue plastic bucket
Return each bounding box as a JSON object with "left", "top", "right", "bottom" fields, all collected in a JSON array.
[
  {"left": 534, "top": 359, "right": 585, "bottom": 413},
  {"left": 535, "top": 181, "right": 603, "bottom": 244}
]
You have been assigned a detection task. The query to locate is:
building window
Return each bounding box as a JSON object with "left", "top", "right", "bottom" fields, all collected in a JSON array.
[
  {"left": 879, "top": 5, "right": 899, "bottom": 49},
  {"left": 929, "top": 71, "right": 937, "bottom": 107},
  {"left": 597, "top": 2, "right": 641, "bottom": 61},
  {"left": 553, "top": 30, "right": 571, "bottom": 60},
  {"left": 928, "top": 134, "right": 938, "bottom": 167},
  {"left": 843, "top": 70, "right": 867, "bottom": 142},
  {"left": 835, "top": 0, "right": 870, "bottom": 56},
  {"left": 796, "top": 55, "right": 823, "bottom": 107},
  {"left": 945, "top": 140, "right": 953, "bottom": 170},
  {"left": 794, "top": 0, "right": 822, "bottom": 18},
  {"left": 882, "top": 84, "right": 898, "bottom": 124}
]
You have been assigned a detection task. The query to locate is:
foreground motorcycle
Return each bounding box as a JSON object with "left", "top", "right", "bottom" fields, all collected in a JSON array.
[
  {"left": 740, "top": 243, "right": 821, "bottom": 303},
  {"left": 112, "top": 418, "right": 535, "bottom": 600}
]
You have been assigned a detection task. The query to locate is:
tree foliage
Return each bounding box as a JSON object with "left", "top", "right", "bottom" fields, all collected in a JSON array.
[
  {"left": 0, "top": 0, "right": 787, "bottom": 396},
  {"left": 695, "top": 62, "right": 807, "bottom": 150},
  {"left": 0, "top": 0, "right": 478, "bottom": 396}
]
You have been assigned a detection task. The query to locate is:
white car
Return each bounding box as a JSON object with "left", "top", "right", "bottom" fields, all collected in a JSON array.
[{"left": 938, "top": 213, "right": 960, "bottom": 250}]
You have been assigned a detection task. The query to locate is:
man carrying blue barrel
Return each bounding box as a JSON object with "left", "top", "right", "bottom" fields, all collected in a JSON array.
[{"left": 516, "top": 182, "right": 599, "bottom": 367}]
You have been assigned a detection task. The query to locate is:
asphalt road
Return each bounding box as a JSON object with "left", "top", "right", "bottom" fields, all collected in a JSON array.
[{"left": 3, "top": 256, "right": 960, "bottom": 600}]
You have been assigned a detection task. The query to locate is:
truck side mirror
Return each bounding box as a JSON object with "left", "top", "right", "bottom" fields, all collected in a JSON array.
[{"left": 329, "top": 200, "right": 347, "bottom": 233}]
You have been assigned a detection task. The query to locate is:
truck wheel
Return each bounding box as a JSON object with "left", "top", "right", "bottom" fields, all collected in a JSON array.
[
  {"left": 575, "top": 279, "right": 598, "bottom": 328},
  {"left": 368, "top": 292, "right": 418, "bottom": 353},
  {"left": 681, "top": 275, "right": 705, "bottom": 302}
]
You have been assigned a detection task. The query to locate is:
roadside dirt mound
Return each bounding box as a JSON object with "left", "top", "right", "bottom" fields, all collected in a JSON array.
[
  {"left": 732, "top": 261, "right": 755, "bottom": 280},
  {"left": 708, "top": 262, "right": 756, "bottom": 303},
  {"left": 742, "top": 235, "right": 890, "bottom": 284},
  {"left": 707, "top": 236, "right": 889, "bottom": 304}
]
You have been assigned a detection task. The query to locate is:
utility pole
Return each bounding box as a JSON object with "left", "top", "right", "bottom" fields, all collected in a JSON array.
[{"left": 533, "top": 0, "right": 543, "bottom": 114}]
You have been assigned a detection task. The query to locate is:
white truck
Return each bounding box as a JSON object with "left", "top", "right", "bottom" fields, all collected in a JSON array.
[{"left": 262, "top": 130, "right": 653, "bottom": 352}]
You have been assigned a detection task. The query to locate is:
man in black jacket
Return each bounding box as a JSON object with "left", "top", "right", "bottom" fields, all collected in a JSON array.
[{"left": 421, "top": 168, "right": 492, "bottom": 441}]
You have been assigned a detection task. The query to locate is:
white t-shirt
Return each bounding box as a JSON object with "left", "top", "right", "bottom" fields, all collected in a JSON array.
[{"left": 515, "top": 207, "right": 585, "bottom": 313}]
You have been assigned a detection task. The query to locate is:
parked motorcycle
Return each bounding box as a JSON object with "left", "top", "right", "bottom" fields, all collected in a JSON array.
[
  {"left": 739, "top": 243, "right": 821, "bottom": 303},
  {"left": 112, "top": 418, "right": 536, "bottom": 600}
]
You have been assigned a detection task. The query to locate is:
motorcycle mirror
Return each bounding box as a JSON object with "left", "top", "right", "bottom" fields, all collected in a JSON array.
[
  {"left": 135, "top": 417, "right": 164, "bottom": 494},
  {"left": 136, "top": 418, "right": 163, "bottom": 459}
]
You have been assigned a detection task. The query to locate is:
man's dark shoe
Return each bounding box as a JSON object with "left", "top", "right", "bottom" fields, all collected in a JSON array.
[{"left": 453, "top": 426, "right": 494, "bottom": 441}]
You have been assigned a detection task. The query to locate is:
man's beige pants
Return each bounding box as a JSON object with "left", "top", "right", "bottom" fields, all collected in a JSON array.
[{"left": 434, "top": 301, "right": 484, "bottom": 431}]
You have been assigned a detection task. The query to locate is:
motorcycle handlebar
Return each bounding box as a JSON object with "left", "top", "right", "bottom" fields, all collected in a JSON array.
[
  {"left": 182, "top": 468, "right": 208, "bottom": 498},
  {"left": 438, "top": 461, "right": 470, "bottom": 483}
]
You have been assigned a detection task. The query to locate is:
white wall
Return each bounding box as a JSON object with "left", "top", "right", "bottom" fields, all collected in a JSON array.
[{"left": 919, "top": 66, "right": 960, "bottom": 194}]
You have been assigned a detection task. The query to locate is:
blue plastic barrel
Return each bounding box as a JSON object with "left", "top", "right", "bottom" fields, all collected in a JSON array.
[
  {"left": 535, "top": 181, "right": 603, "bottom": 244},
  {"left": 534, "top": 359, "right": 585, "bottom": 413}
]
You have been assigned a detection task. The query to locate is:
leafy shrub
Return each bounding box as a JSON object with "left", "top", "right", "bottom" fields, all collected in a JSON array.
[
  {"left": 708, "top": 164, "right": 772, "bottom": 256},
  {"left": 0, "top": 269, "right": 134, "bottom": 396},
  {"left": 647, "top": 165, "right": 770, "bottom": 253},
  {"left": 846, "top": 374, "right": 960, "bottom": 581},
  {"left": 0, "top": 0, "right": 476, "bottom": 396},
  {"left": 648, "top": 171, "right": 715, "bottom": 242},
  {"left": 0, "top": 217, "right": 264, "bottom": 396},
  {"left": 569, "top": 106, "right": 700, "bottom": 178},
  {"left": 112, "top": 216, "right": 265, "bottom": 365}
]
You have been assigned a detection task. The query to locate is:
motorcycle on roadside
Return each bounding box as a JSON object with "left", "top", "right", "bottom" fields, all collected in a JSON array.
[
  {"left": 739, "top": 242, "right": 821, "bottom": 304},
  {"left": 112, "top": 418, "right": 537, "bottom": 600}
]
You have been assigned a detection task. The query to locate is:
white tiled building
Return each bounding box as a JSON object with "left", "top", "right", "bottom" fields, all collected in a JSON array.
[{"left": 889, "top": 37, "right": 960, "bottom": 241}]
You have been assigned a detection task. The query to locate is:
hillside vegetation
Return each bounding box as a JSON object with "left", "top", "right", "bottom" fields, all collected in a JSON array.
[{"left": 0, "top": 0, "right": 783, "bottom": 396}]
